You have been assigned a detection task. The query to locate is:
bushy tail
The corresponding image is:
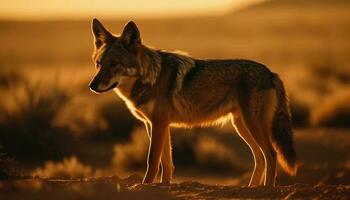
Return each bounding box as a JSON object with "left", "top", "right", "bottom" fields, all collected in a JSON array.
[{"left": 271, "top": 73, "right": 298, "bottom": 176}]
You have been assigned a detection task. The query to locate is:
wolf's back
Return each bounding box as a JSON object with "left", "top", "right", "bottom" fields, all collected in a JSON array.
[{"left": 271, "top": 74, "right": 298, "bottom": 176}]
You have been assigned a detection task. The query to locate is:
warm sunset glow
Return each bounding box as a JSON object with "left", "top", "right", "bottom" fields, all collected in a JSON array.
[
  {"left": 0, "top": 0, "right": 265, "bottom": 20},
  {"left": 1, "top": 0, "right": 349, "bottom": 198}
]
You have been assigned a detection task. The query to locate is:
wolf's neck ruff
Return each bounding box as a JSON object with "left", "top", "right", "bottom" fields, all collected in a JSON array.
[
  {"left": 137, "top": 46, "right": 161, "bottom": 85},
  {"left": 116, "top": 49, "right": 195, "bottom": 108},
  {"left": 137, "top": 46, "right": 195, "bottom": 91}
]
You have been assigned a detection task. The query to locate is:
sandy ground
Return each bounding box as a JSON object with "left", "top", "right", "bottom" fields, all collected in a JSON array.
[{"left": 0, "top": 175, "right": 349, "bottom": 200}]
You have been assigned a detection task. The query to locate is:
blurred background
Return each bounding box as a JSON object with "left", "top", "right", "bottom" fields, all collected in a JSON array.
[{"left": 0, "top": 0, "right": 349, "bottom": 185}]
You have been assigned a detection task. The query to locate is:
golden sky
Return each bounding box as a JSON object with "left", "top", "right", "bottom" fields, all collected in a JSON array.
[{"left": 0, "top": 0, "right": 264, "bottom": 20}]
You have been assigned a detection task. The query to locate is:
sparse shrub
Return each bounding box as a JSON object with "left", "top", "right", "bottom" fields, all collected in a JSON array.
[
  {"left": 311, "top": 89, "right": 350, "bottom": 127},
  {"left": 95, "top": 98, "right": 137, "bottom": 141},
  {"left": 112, "top": 127, "right": 243, "bottom": 174},
  {"left": 172, "top": 129, "right": 249, "bottom": 174},
  {"left": 112, "top": 127, "right": 149, "bottom": 173},
  {"left": 290, "top": 98, "right": 310, "bottom": 127},
  {"left": 311, "top": 63, "right": 350, "bottom": 85},
  {"left": 0, "top": 148, "right": 20, "bottom": 180},
  {"left": 289, "top": 62, "right": 350, "bottom": 128},
  {"left": 52, "top": 95, "right": 109, "bottom": 136},
  {"left": 0, "top": 69, "right": 24, "bottom": 87},
  {"left": 1, "top": 79, "right": 71, "bottom": 129},
  {"left": 296, "top": 63, "right": 350, "bottom": 102},
  {"left": 171, "top": 130, "right": 198, "bottom": 166},
  {"left": 194, "top": 136, "right": 241, "bottom": 171},
  {"left": 54, "top": 94, "right": 137, "bottom": 140},
  {"left": 32, "top": 156, "right": 99, "bottom": 179},
  {"left": 0, "top": 79, "right": 73, "bottom": 162}
]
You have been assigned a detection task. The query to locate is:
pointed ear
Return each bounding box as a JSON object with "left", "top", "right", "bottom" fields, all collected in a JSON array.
[
  {"left": 120, "top": 21, "right": 141, "bottom": 45},
  {"left": 92, "top": 18, "right": 113, "bottom": 48}
]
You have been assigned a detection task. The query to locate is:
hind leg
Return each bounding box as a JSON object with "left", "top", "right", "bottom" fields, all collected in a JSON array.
[
  {"left": 259, "top": 122, "right": 277, "bottom": 186},
  {"left": 241, "top": 113, "right": 277, "bottom": 187},
  {"left": 232, "top": 116, "right": 265, "bottom": 186},
  {"left": 255, "top": 131, "right": 276, "bottom": 186},
  {"left": 256, "top": 90, "right": 278, "bottom": 186}
]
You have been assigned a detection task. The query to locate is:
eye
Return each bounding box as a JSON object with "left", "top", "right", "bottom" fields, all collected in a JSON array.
[{"left": 109, "top": 62, "right": 120, "bottom": 68}]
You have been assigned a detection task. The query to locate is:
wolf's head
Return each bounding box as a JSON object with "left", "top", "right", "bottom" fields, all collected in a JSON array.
[{"left": 89, "top": 19, "right": 144, "bottom": 93}]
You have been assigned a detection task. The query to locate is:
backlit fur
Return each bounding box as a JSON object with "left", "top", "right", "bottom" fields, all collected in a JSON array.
[{"left": 89, "top": 19, "right": 298, "bottom": 186}]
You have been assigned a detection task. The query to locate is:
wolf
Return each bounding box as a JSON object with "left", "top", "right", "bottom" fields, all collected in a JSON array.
[{"left": 89, "top": 19, "right": 298, "bottom": 187}]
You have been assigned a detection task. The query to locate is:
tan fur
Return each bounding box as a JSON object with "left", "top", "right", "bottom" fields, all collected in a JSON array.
[
  {"left": 89, "top": 19, "right": 297, "bottom": 187},
  {"left": 170, "top": 96, "right": 236, "bottom": 128}
]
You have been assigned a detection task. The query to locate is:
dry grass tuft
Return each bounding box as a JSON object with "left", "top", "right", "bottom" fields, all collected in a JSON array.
[
  {"left": 0, "top": 77, "right": 73, "bottom": 162},
  {"left": 112, "top": 127, "right": 149, "bottom": 173},
  {"left": 112, "top": 127, "right": 243, "bottom": 174},
  {"left": 311, "top": 89, "right": 350, "bottom": 127},
  {"left": 0, "top": 69, "right": 24, "bottom": 87},
  {"left": 194, "top": 136, "right": 241, "bottom": 171},
  {"left": 0, "top": 148, "right": 21, "bottom": 180},
  {"left": 311, "top": 63, "right": 350, "bottom": 85},
  {"left": 287, "top": 62, "right": 350, "bottom": 128},
  {"left": 290, "top": 97, "right": 310, "bottom": 127},
  {"left": 32, "top": 156, "right": 100, "bottom": 179},
  {"left": 0, "top": 79, "right": 71, "bottom": 129}
]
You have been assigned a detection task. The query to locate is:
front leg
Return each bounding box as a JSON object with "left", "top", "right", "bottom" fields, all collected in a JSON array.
[{"left": 143, "top": 121, "right": 169, "bottom": 183}]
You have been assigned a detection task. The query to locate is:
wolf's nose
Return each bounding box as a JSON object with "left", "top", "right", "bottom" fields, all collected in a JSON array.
[{"left": 89, "top": 81, "right": 98, "bottom": 91}]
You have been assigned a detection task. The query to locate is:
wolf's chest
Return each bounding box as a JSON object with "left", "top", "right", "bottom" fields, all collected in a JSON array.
[{"left": 114, "top": 81, "right": 155, "bottom": 122}]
